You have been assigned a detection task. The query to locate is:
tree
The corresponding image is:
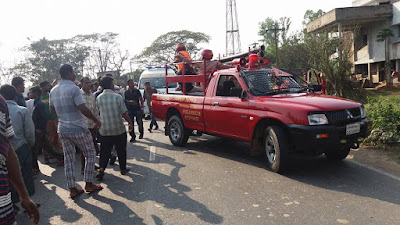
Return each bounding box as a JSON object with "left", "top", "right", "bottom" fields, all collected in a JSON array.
[
  {"left": 10, "top": 33, "right": 129, "bottom": 84},
  {"left": 302, "top": 10, "right": 325, "bottom": 27},
  {"left": 74, "top": 33, "right": 129, "bottom": 77},
  {"left": 0, "top": 62, "right": 14, "bottom": 84},
  {"left": 376, "top": 28, "right": 394, "bottom": 86},
  {"left": 255, "top": 10, "right": 365, "bottom": 102},
  {"left": 13, "top": 37, "right": 90, "bottom": 84},
  {"left": 135, "top": 30, "right": 211, "bottom": 67},
  {"left": 304, "top": 31, "right": 366, "bottom": 102},
  {"left": 258, "top": 17, "right": 292, "bottom": 64}
]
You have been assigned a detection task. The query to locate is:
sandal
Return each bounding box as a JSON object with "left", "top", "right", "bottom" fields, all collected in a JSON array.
[
  {"left": 70, "top": 188, "right": 84, "bottom": 199},
  {"left": 85, "top": 183, "right": 103, "bottom": 193}
]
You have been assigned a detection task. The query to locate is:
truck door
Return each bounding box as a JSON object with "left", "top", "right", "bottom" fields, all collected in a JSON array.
[{"left": 204, "top": 75, "right": 249, "bottom": 141}]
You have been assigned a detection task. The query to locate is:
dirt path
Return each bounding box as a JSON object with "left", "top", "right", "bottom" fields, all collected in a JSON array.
[{"left": 347, "top": 147, "right": 400, "bottom": 178}]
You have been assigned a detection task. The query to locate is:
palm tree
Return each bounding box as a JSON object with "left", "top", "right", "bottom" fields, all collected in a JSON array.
[{"left": 376, "top": 28, "right": 394, "bottom": 86}]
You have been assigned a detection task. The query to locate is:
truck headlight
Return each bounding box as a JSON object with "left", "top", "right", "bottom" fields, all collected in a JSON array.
[
  {"left": 360, "top": 106, "right": 367, "bottom": 119},
  {"left": 308, "top": 114, "right": 329, "bottom": 125}
]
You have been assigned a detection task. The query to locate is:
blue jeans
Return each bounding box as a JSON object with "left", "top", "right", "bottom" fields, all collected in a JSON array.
[
  {"left": 150, "top": 113, "right": 158, "bottom": 129},
  {"left": 129, "top": 110, "right": 144, "bottom": 139}
]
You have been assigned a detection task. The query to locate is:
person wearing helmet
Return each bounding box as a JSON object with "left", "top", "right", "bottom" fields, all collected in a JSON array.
[
  {"left": 174, "top": 43, "right": 196, "bottom": 92},
  {"left": 196, "top": 49, "right": 227, "bottom": 88}
]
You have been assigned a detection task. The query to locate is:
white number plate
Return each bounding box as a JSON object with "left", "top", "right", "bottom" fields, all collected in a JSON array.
[{"left": 346, "top": 123, "right": 361, "bottom": 135}]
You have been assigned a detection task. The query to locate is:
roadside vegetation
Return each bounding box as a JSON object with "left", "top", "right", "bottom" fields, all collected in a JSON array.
[{"left": 364, "top": 88, "right": 400, "bottom": 161}]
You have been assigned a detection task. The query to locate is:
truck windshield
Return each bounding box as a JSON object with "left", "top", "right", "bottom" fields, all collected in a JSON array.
[{"left": 241, "top": 70, "right": 307, "bottom": 96}]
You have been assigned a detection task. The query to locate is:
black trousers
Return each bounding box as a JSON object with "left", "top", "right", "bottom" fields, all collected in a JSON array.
[
  {"left": 99, "top": 132, "right": 127, "bottom": 170},
  {"left": 32, "top": 131, "right": 63, "bottom": 169}
]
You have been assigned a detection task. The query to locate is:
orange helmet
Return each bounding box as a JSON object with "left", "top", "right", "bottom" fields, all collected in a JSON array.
[{"left": 201, "top": 49, "right": 213, "bottom": 60}]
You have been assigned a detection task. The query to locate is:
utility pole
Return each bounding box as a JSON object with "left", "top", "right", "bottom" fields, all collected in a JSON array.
[{"left": 266, "top": 26, "right": 284, "bottom": 66}]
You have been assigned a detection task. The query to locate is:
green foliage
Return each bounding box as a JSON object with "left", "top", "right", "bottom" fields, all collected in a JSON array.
[
  {"left": 376, "top": 28, "right": 394, "bottom": 86},
  {"left": 257, "top": 10, "right": 366, "bottom": 102},
  {"left": 135, "top": 30, "right": 210, "bottom": 67},
  {"left": 302, "top": 10, "right": 325, "bottom": 27},
  {"left": 12, "top": 37, "right": 90, "bottom": 84},
  {"left": 9, "top": 33, "right": 129, "bottom": 84},
  {"left": 364, "top": 97, "right": 400, "bottom": 145},
  {"left": 376, "top": 28, "right": 394, "bottom": 42},
  {"left": 258, "top": 17, "right": 292, "bottom": 64}
]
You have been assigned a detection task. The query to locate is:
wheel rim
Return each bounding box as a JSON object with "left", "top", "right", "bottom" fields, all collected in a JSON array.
[
  {"left": 170, "top": 121, "right": 181, "bottom": 142},
  {"left": 265, "top": 135, "right": 276, "bottom": 164}
]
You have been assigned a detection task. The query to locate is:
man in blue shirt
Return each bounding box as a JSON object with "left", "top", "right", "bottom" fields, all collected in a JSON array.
[
  {"left": 0, "top": 93, "right": 39, "bottom": 224},
  {"left": 0, "top": 85, "right": 36, "bottom": 210}
]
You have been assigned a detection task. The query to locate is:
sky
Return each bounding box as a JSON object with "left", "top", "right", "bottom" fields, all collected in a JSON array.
[{"left": 0, "top": 0, "right": 353, "bottom": 68}]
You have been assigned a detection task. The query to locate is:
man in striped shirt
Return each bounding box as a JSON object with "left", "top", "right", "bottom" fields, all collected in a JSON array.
[
  {"left": 0, "top": 96, "right": 39, "bottom": 224},
  {"left": 96, "top": 76, "right": 133, "bottom": 180}
]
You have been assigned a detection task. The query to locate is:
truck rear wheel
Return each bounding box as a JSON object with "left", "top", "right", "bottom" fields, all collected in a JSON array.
[
  {"left": 168, "top": 115, "right": 189, "bottom": 146},
  {"left": 324, "top": 147, "right": 350, "bottom": 160},
  {"left": 264, "top": 126, "right": 289, "bottom": 173}
]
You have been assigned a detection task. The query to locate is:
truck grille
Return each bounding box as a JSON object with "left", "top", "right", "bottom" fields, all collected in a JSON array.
[{"left": 326, "top": 108, "right": 361, "bottom": 125}]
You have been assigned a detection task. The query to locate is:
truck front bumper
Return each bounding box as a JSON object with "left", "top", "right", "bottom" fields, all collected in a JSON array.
[{"left": 287, "top": 119, "right": 371, "bottom": 155}]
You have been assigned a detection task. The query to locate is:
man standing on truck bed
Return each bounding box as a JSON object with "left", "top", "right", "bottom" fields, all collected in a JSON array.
[
  {"left": 124, "top": 79, "right": 144, "bottom": 142},
  {"left": 174, "top": 43, "right": 196, "bottom": 92}
]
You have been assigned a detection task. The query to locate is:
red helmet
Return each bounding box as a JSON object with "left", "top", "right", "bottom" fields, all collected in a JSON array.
[
  {"left": 176, "top": 43, "right": 186, "bottom": 52},
  {"left": 201, "top": 49, "right": 213, "bottom": 60}
]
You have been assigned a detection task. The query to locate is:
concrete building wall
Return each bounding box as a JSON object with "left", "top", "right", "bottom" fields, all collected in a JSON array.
[
  {"left": 354, "top": 21, "right": 386, "bottom": 64},
  {"left": 353, "top": 0, "right": 397, "bottom": 6},
  {"left": 392, "top": 1, "right": 400, "bottom": 24}
]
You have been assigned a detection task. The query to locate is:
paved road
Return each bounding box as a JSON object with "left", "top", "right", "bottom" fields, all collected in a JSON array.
[{"left": 16, "top": 121, "right": 400, "bottom": 225}]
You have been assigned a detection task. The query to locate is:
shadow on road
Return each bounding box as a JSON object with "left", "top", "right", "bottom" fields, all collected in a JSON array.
[
  {"left": 75, "top": 194, "right": 145, "bottom": 225},
  {"left": 183, "top": 135, "right": 400, "bottom": 206},
  {"left": 16, "top": 163, "right": 83, "bottom": 224},
  {"left": 104, "top": 141, "right": 224, "bottom": 224}
]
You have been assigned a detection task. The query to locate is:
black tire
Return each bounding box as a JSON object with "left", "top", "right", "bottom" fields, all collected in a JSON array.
[
  {"left": 168, "top": 115, "right": 189, "bottom": 146},
  {"left": 324, "top": 148, "right": 350, "bottom": 160},
  {"left": 264, "top": 126, "right": 289, "bottom": 173}
]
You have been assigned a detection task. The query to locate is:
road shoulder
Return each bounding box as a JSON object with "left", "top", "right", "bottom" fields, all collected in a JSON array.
[{"left": 348, "top": 147, "right": 400, "bottom": 178}]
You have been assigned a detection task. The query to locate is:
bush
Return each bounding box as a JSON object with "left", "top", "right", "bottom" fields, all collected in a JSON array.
[{"left": 364, "top": 97, "right": 400, "bottom": 146}]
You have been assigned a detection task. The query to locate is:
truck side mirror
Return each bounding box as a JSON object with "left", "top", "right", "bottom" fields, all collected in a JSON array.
[
  {"left": 312, "top": 84, "right": 322, "bottom": 92},
  {"left": 230, "top": 87, "right": 243, "bottom": 98}
]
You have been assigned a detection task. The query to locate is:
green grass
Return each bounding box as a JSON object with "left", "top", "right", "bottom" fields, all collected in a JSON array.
[{"left": 365, "top": 88, "right": 400, "bottom": 110}]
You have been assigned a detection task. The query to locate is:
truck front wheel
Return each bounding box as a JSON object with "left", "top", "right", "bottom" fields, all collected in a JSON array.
[
  {"left": 264, "top": 126, "right": 289, "bottom": 173},
  {"left": 168, "top": 115, "right": 189, "bottom": 146},
  {"left": 324, "top": 148, "right": 350, "bottom": 160}
]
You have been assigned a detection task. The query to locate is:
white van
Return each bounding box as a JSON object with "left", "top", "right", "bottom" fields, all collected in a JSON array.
[{"left": 138, "top": 66, "right": 177, "bottom": 115}]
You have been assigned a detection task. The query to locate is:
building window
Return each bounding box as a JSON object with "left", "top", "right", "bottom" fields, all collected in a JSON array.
[
  {"left": 398, "top": 25, "right": 400, "bottom": 38},
  {"left": 362, "top": 34, "right": 368, "bottom": 47}
]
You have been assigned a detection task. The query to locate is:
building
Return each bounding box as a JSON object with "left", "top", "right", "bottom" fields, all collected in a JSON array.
[{"left": 307, "top": 0, "right": 400, "bottom": 84}]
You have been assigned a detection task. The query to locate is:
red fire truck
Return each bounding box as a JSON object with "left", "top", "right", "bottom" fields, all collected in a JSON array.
[{"left": 151, "top": 53, "right": 371, "bottom": 172}]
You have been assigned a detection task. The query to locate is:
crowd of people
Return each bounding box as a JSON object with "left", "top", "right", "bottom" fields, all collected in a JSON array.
[
  {"left": 0, "top": 63, "right": 160, "bottom": 224},
  {"left": 0, "top": 42, "right": 221, "bottom": 224}
]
